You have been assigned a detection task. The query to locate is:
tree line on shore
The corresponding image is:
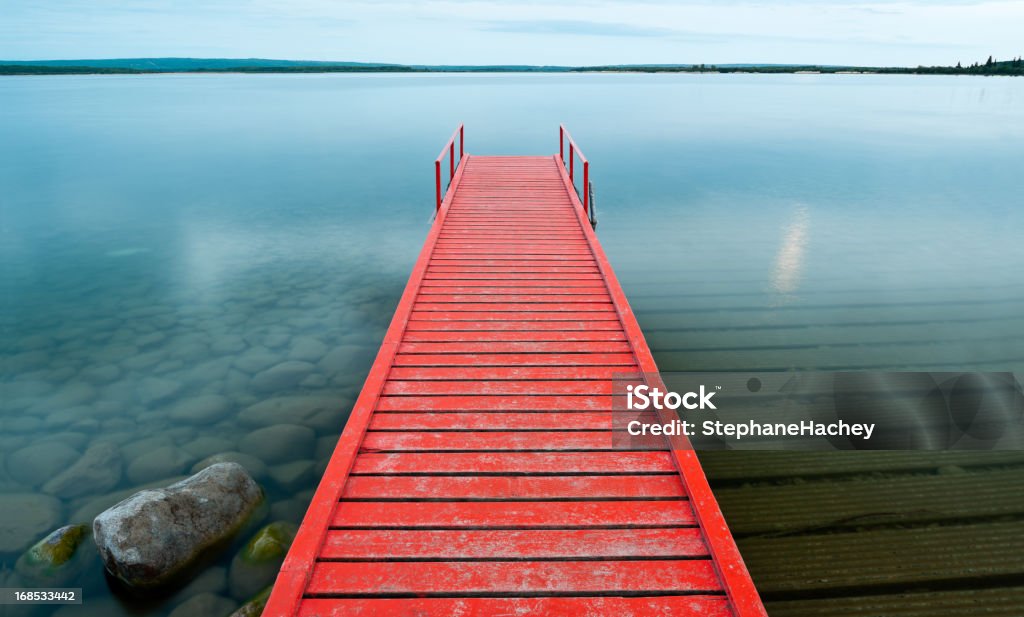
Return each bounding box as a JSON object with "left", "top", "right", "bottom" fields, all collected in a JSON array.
[{"left": 2, "top": 56, "right": 1021, "bottom": 76}]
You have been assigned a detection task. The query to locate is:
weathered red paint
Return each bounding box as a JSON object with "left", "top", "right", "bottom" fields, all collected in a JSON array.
[{"left": 264, "top": 126, "right": 766, "bottom": 617}]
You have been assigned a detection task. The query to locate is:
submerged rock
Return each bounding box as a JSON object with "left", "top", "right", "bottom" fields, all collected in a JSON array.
[
  {"left": 136, "top": 376, "right": 182, "bottom": 405},
  {"left": 192, "top": 452, "right": 268, "bottom": 481},
  {"left": 125, "top": 445, "right": 194, "bottom": 485},
  {"left": 230, "top": 586, "right": 272, "bottom": 617},
  {"left": 228, "top": 521, "right": 297, "bottom": 600},
  {"left": 287, "top": 337, "right": 328, "bottom": 362},
  {"left": 239, "top": 424, "right": 315, "bottom": 464},
  {"left": 0, "top": 493, "right": 62, "bottom": 555},
  {"left": 168, "top": 592, "right": 237, "bottom": 617},
  {"left": 6, "top": 441, "right": 80, "bottom": 488},
  {"left": 14, "top": 524, "right": 91, "bottom": 585},
  {"left": 238, "top": 396, "right": 341, "bottom": 430},
  {"left": 168, "top": 395, "right": 232, "bottom": 424},
  {"left": 93, "top": 462, "right": 263, "bottom": 589},
  {"left": 42, "top": 441, "right": 122, "bottom": 502},
  {"left": 250, "top": 361, "right": 315, "bottom": 392}
]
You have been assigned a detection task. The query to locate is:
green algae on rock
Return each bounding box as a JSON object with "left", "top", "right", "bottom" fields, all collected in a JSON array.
[
  {"left": 230, "top": 585, "right": 273, "bottom": 617},
  {"left": 228, "top": 522, "right": 297, "bottom": 600},
  {"left": 15, "top": 524, "right": 90, "bottom": 585}
]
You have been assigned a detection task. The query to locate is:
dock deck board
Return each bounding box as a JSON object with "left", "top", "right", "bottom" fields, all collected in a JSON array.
[{"left": 266, "top": 146, "right": 764, "bottom": 615}]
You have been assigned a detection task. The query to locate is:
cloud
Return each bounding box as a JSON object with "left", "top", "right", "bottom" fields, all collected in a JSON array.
[{"left": 480, "top": 19, "right": 680, "bottom": 38}]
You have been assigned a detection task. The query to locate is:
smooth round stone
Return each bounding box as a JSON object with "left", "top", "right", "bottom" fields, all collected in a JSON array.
[
  {"left": 42, "top": 442, "right": 123, "bottom": 499},
  {"left": 5, "top": 416, "right": 44, "bottom": 433},
  {"left": 0, "top": 494, "right": 62, "bottom": 555},
  {"left": 168, "top": 395, "right": 232, "bottom": 424},
  {"left": 270, "top": 498, "right": 309, "bottom": 523},
  {"left": 126, "top": 446, "right": 195, "bottom": 485},
  {"left": 268, "top": 460, "right": 315, "bottom": 492},
  {"left": 211, "top": 335, "right": 247, "bottom": 355},
  {"left": 135, "top": 331, "right": 167, "bottom": 348},
  {"left": 81, "top": 364, "right": 121, "bottom": 384},
  {"left": 93, "top": 463, "right": 262, "bottom": 589},
  {"left": 44, "top": 406, "right": 93, "bottom": 429},
  {"left": 7, "top": 442, "right": 80, "bottom": 488},
  {"left": 238, "top": 396, "right": 341, "bottom": 430},
  {"left": 262, "top": 333, "right": 290, "bottom": 349},
  {"left": 122, "top": 436, "right": 175, "bottom": 463},
  {"left": 7, "top": 350, "right": 50, "bottom": 372},
  {"left": 16, "top": 333, "right": 53, "bottom": 350},
  {"left": 227, "top": 522, "right": 297, "bottom": 600},
  {"left": 153, "top": 359, "right": 185, "bottom": 374},
  {"left": 121, "top": 350, "right": 167, "bottom": 371},
  {"left": 299, "top": 374, "right": 328, "bottom": 388},
  {"left": 168, "top": 593, "right": 237, "bottom": 617},
  {"left": 42, "top": 382, "right": 98, "bottom": 409},
  {"left": 250, "top": 361, "right": 315, "bottom": 393},
  {"left": 186, "top": 357, "right": 236, "bottom": 386},
  {"left": 94, "top": 344, "right": 139, "bottom": 364},
  {"left": 287, "top": 337, "right": 328, "bottom": 362},
  {"left": 174, "top": 565, "right": 228, "bottom": 598},
  {"left": 239, "top": 425, "right": 315, "bottom": 464},
  {"left": 233, "top": 347, "right": 280, "bottom": 375},
  {"left": 316, "top": 435, "right": 338, "bottom": 460},
  {"left": 182, "top": 436, "right": 237, "bottom": 460},
  {"left": 69, "top": 475, "right": 189, "bottom": 524},
  {"left": 135, "top": 376, "right": 182, "bottom": 406},
  {"left": 192, "top": 452, "right": 267, "bottom": 480}
]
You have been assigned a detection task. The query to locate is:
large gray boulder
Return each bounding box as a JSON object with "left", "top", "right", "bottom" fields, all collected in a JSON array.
[{"left": 93, "top": 463, "right": 262, "bottom": 588}]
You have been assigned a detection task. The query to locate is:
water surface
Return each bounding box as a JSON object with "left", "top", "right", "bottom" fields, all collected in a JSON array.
[{"left": 1, "top": 73, "right": 1022, "bottom": 616}]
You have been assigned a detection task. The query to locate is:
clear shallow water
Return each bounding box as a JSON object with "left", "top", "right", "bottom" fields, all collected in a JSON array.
[{"left": 1, "top": 73, "right": 1022, "bottom": 615}]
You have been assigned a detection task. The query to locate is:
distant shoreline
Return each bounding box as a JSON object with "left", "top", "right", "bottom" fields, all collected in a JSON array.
[{"left": 2, "top": 58, "right": 1022, "bottom": 77}]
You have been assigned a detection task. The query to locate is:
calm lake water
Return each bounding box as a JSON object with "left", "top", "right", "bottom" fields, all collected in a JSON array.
[{"left": 2, "top": 73, "right": 1023, "bottom": 616}]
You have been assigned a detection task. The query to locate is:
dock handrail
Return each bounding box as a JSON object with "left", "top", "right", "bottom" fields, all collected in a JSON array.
[
  {"left": 559, "top": 124, "right": 590, "bottom": 215},
  {"left": 435, "top": 124, "right": 465, "bottom": 210}
]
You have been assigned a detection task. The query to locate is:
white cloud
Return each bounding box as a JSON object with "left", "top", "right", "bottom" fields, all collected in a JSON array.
[{"left": 1, "top": 1, "right": 1021, "bottom": 66}]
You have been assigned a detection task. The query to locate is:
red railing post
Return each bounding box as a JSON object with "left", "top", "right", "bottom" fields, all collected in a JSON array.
[
  {"left": 569, "top": 144, "right": 574, "bottom": 181},
  {"left": 434, "top": 160, "right": 442, "bottom": 211},
  {"left": 558, "top": 126, "right": 592, "bottom": 220},
  {"left": 434, "top": 124, "right": 464, "bottom": 212},
  {"left": 583, "top": 161, "right": 590, "bottom": 215}
]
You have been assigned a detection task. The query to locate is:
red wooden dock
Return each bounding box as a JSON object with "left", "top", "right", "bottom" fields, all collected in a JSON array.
[{"left": 266, "top": 126, "right": 766, "bottom": 616}]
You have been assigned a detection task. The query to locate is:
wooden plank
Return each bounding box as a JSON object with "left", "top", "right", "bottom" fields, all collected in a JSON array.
[
  {"left": 381, "top": 380, "right": 614, "bottom": 396},
  {"left": 376, "top": 394, "right": 615, "bottom": 410},
  {"left": 765, "top": 587, "right": 1024, "bottom": 617},
  {"left": 714, "top": 467, "right": 1024, "bottom": 536},
  {"left": 306, "top": 559, "right": 723, "bottom": 595},
  {"left": 319, "top": 528, "right": 709, "bottom": 559},
  {"left": 368, "top": 412, "right": 651, "bottom": 431},
  {"left": 361, "top": 431, "right": 633, "bottom": 452},
  {"left": 400, "top": 331, "right": 627, "bottom": 342},
  {"left": 398, "top": 341, "right": 630, "bottom": 353},
  {"left": 739, "top": 521, "right": 1024, "bottom": 594},
  {"left": 387, "top": 366, "right": 636, "bottom": 380},
  {"left": 342, "top": 475, "right": 684, "bottom": 499},
  {"left": 299, "top": 596, "right": 734, "bottom": 617},
  {"left": 351, "top": 451, "right": 678, "bottom": 475},
  {"left": 700, "top": 450, "right": 1024, "bottom": 481},
  {"left": 330, "top": 500, "right": 698, "bottom": 528},
  {"left": 408, "top": 311, "right": 618, "bottom": 322},
  {"left": 392, "top": 353, "right": 636, "bottom": 366},
  {"left": 405, "top": 320, "right": 624, "bottom": 331},
  {"left": 416, "top": 293, "right": 612, "bottom": 303}
]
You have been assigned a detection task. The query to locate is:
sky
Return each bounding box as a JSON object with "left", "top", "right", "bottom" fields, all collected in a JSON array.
[{"left": 1, "top": 0, "right": 1021, "bottom": 66}]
